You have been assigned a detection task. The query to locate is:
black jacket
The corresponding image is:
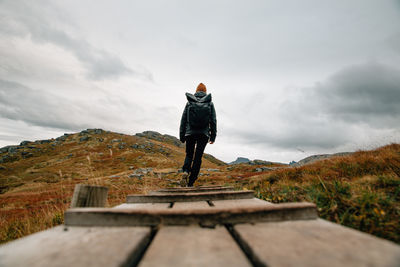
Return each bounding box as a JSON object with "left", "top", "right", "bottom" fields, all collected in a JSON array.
[{"left": 180, "top": 91, "right": 217, "bottom": 142}]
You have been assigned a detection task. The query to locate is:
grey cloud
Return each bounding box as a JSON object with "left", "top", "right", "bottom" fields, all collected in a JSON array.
[
  {"left": 303, "top": 62, "right": 400, "bottom": 127},
  {"left": 0, "top": 0, "right": 134, "bottom": 80},
  {"left": 230, "top": 62, "right": 400, "bottom": 150},
  {"left": 0, "top": 79, "right": 90, "bottom": 130},
  {"left": 0, "top": 79, "right": 131, "bottom": 131}
]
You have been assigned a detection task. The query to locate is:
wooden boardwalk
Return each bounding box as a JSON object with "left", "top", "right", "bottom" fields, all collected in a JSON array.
[{"left": 1, "top": 186, "right": 399, "bottom": 267}]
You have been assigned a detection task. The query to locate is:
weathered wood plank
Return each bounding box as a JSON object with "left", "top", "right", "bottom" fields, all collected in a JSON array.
[
  {"left": 70, "top": 184, "right": 108, "bottom": 208},
  {"left": 163, "top": 185, "right": 229, "bottom": 190},
  {"left": 211, "top": 198, "right": 273, "bottom": 208},
  {"left": 64, "top": 202, "right": 317, "bottom": 227},
  {"left": 0, "top": 225, "right": 152, "bottom": 267},
  {"left": 233, "top": 219, "right": 400, "bottom": 267},
  {"left": 172, "top": 201, "right": 211, "bottom": 210},
  {"left": 126, "top": 190, "right": 254, "bottom": 203},
  {"left": 114, "top": 203, "right": 171, "bottom": 209},
  {"left": 138, "top": 226, "right": 251, "bottom": 267},
  {"left": 154, "top": 186, "right": 234, "bottom": 193}
]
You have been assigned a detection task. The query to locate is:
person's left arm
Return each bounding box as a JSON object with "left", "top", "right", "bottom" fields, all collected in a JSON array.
[{"left": 209, "top": 102, "right": 217, "bottom": 144}]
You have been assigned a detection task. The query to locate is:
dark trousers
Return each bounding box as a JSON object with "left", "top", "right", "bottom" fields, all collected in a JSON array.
[{"left": 182, "top": 134, "right": 209, "bottom": 186}]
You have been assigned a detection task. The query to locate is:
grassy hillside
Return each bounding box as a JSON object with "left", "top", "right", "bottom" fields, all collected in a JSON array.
[
  {"left": 232, "top": 144, "right": 400, "bottom": 243},
  {"left": 1, "top": 130, "right": 399, "bottom": 245},
  {"left": 0, "top": 129, "right": 223, "bottom": 243}
]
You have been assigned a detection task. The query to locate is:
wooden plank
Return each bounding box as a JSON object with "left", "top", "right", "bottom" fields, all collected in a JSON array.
[
  {"left": 154, "top": 186, "right": 234, "bottom": 193},
  {"left": 126, "top": 190, "right": 254, "bottom": 203},
  {"left": 70, "top": 184, "right": 108, "bottom": 208},
  {"left": 114, "top": 203, "right": 171, "bottom": 209},
  {"left": 0, "top": 225, "right": 152, "bottom": 267},
  {"left": 172, "top": 201, "right": 211, "bottom": 210},
  {"left": 211, "top": 198, "right": 273, "bottom": 208},
  {"left": 163, "top": 185, "right": 229, "bottom": 190},
  {"left": 138, "top": 226, "right": 251, "bottom": 267},
  {"left": 233, "top": 219, "right": 400, "bottom": 267},
  {"left": 64, "top": 202, "right": 317, "bottom": 227}
]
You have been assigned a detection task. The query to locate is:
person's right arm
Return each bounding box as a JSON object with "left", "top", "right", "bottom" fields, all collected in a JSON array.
[{"left": 179, "top": 103, "right": 188, "bottom": 142}]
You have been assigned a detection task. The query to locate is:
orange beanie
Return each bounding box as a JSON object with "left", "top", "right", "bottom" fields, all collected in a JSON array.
[{"left": 196, "top": 83, "right": 207, "bottom": 93}]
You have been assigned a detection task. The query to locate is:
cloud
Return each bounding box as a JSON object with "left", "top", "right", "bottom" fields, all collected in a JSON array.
[
  {"left": 296, "top": 62, "right": 400, "bottom": 127},
  {"left": 0, "top": 79, "right": 140, "bottom": 131},
  {"left": 229, "top": 62, "right": 400, "bottom": 150},
  {"left": 0, "top": 79, "right": 89, "bottom": 130},
  {"left": 0, "top": 0, "right": 135, "bottom": 80}
]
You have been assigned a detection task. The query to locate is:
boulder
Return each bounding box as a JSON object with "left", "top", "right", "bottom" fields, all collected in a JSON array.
[
  {"left": 21, "top": 152, "right": 34, "bottom": 159},
  {"left": 79, "top": 136, "right": 90, "bottom": 142},
  {"left": 0, "top": 154, "right": 19, "bottom": 163},
  {"left": 128, "top": 173, "right": 143, "bottom": 179},
  {"left": 79, "top": 130, "right": 89, "bottom": 136},
  {"left": 20, "top": 141, "right": 32, "bottom": 146}
]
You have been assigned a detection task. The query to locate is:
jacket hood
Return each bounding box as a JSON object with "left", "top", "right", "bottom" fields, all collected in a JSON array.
[{"left": 186, "top": 92, "right": 212, "bottom": 103}]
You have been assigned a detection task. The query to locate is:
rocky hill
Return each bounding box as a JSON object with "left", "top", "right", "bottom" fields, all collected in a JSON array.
[
  {"left": 0, "top": 130, "right": 399, "bottom": 245},
  {"left": 229, "top": 157, "right": 287, "bottom": 166},
  {"left": 0, "top": 129, "right": 227, "bottom": 194},
  {"left": 291, "top": 152, "right": 353, "bottom": 166}
]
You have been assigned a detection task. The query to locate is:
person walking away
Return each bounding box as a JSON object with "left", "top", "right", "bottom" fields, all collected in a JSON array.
[{"left": 179, "top": 83, "right": 217, "bottom": 187}]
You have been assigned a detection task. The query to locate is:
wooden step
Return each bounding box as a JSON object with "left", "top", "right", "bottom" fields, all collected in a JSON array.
[
  {"left": 230, "top": 219, "right": 400, "bottom": 267},
  {"left": 211, "top": 198, "right": 274, "bottom": 208},
  {"left": 113, "top": 203, "right": 171, "bottom": 209},
  {"left": 126, "top": 190, "right": 254, "bottom": 203},
  {"left": 64, "top": 202, "right": 317, "bottom": 227},
  {"left": 163, "top": 185, "right": 229, "bottom": 190},
  {"left": 138, "top": 226, "right": 251, "bottom": 267},
  {"left": 0, "top": 225, "right": 152, "bottom": 267},
  {"left": 153, "top": 186, "right": 234, "bottom": 194}
]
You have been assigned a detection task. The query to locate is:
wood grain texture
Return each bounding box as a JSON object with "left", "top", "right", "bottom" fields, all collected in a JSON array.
[
  {"left": 64, "top": 202, "right": 317, "bottom": 227},
  {"left": 0, "top": 225, "right": 151, "bottom": 267},
  {"left": 70, "top": 184, "right": 108, "bottom": 208},
  {"left": 113, "top": 203, "right": 171, "bottom": 209},
  {"left": 172, "top": 201, "right": 211, "bottom": 210},
  {"left": 154, "top": 186, "right": 234, "bottom": 193},
  {"left": 126, "top": 190, "right": 254, "bottom": 203},
  {"left": 139, "top": 226, "right": 251, "bottom": 267},
  {"left": 233, "top": 219, "right": 400, "bottom": 267},
  {"left": 211, "top": 198, "right": 273, "bottom": 208}
]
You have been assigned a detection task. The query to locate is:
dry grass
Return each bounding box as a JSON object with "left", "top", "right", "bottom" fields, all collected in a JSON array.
[
  {"left": 236, "top": 144, "right": 400, "bottom": 244},
  {"left": 0, "top": 130, "right": 221, "bottom": 244},
  {"left": 1, "top": 130, "right": 399, "bottom": 245}
]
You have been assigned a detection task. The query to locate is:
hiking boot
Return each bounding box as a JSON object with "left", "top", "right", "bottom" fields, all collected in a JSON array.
[{"left": 180, "top": 172, "right": 189, "bottom": 187}]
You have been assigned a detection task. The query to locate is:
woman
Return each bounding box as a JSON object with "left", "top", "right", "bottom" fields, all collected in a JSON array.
[{"left": 179, "top": 83, "right": 217, "bottom": 187}]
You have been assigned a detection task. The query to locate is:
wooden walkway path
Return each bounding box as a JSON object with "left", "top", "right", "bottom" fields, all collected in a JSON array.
[{"left": 1, "top": 186, "right": 399, "bottom": 267}]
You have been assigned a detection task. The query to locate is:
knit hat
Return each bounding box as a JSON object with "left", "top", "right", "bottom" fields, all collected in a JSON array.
[{"left": 196, "top": 83, "right": 207, "bottom": 93}]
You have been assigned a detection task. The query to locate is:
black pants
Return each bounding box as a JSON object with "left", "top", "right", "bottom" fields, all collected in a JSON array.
[{"left": 182, "top": 134, "right": 209, "bottom": 186}]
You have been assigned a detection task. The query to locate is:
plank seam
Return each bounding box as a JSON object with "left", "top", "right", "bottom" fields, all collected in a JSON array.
[
  {"left": 226, "top": 224, "right": 268, "bottom": 267},
  {"left": 122, "top": 226, "right": 158, "bottom": 267},
  {"left": 207, "top": 200, "right": 215, "bottom": 207}
]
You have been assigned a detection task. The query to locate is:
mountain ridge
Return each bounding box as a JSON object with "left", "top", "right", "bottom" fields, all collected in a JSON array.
[{"left": 1, "top": 129, "right": 399, "bottom": 245}]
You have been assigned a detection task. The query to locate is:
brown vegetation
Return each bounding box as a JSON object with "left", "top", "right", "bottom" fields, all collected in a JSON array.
[{"left": 1, "top": 129, "right": 399, "bottom": 245}]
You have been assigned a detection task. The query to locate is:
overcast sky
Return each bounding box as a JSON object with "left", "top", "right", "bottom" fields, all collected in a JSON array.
[{"left": 1, "top": 0, "right": 400, "bottom": 163}]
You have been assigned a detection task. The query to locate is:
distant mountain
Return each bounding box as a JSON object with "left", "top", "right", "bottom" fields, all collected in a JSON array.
[
  {"left": 229, "top": 157, "right": 287, "bottom": 166},
  {"left": 292, "top": 152, "right": 353, "bottom": 167},
  {"left": 229, "top": 157, "right": 250, "bottom": 165}
]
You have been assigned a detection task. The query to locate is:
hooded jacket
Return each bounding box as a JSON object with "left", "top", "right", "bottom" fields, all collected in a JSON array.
[{"left": 180, "top": 91, "right": 217, "bottom": 142}]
